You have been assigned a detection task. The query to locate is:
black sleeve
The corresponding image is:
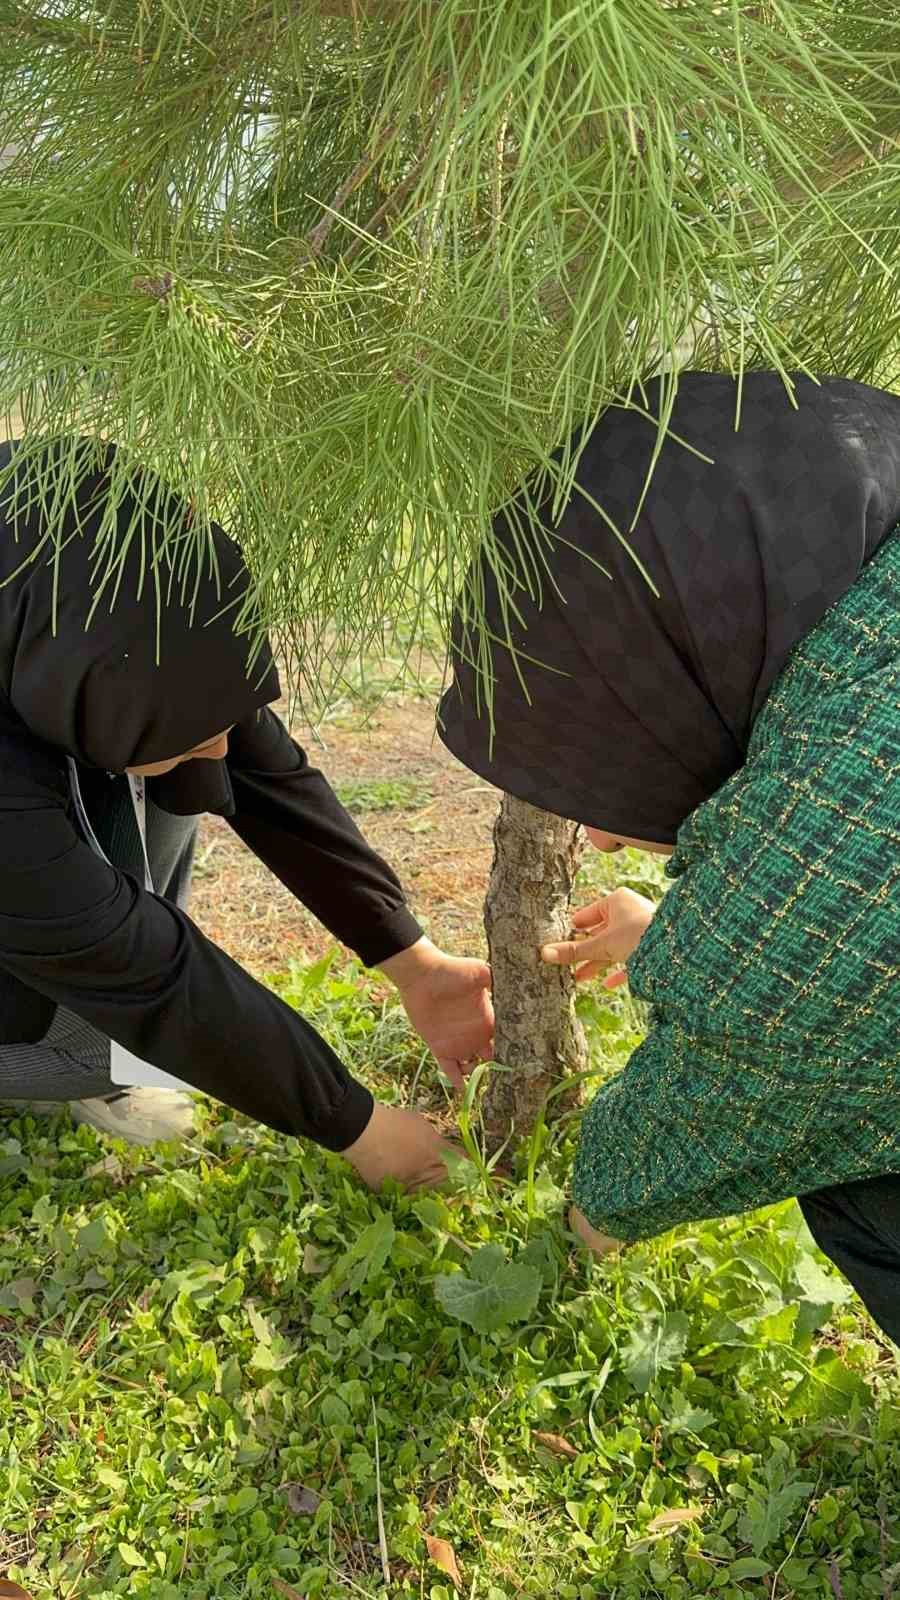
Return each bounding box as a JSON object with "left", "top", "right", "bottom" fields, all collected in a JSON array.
[
  {"left": 224, "top": 708, "right": 424, "bottom": 967},
  {"left": 0, "top": 737, "right": 374, "bottom": 1151}
]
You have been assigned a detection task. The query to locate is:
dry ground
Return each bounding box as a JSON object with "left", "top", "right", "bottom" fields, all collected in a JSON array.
[{"left": 189, "top": 691, "right": 501, "bottom": 975}]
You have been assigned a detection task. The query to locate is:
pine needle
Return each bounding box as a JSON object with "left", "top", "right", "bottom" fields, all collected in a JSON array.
[{"left": 2, "top": 0, "right": 900, "bottom": 708}]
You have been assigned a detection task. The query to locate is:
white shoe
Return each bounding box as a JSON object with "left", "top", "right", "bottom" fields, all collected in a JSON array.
[{"left": 70, "top": 1087, "right": 195, "bottom": 1145}]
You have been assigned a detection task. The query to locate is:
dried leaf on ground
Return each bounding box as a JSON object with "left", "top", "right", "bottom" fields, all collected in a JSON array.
[
  {"left": 425, "top": 1535, "right": 462, "bottom": 1585},
  {"left": 0, "top": 1582, "right": 36, "bottom": 1598},
  {"left": 302, "top": 1242, "right": 326, "bottom": 1275},
  {"left": 281, "top": 1482, "right": 322, "bottom": 1516},
  {"left": 272, "top": 1580, "right": 306, "bottom": 1600},
  {"left": 533, "top": 1430, "right": 579, "bottom": 1459},
  {"left": 646, "top": 1506, "right": 705, "bottom": 1533},
  {"left": 4, "top": 1278, "right": 38, "bottom": 1306},
  {"left": 86, "top": 1153, "right": 124, "bottom": 1181}
]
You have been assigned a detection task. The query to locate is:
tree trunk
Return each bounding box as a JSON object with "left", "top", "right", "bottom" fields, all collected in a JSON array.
[{"left": 483, "top": 794, "right": 586, "bottom": 1137}]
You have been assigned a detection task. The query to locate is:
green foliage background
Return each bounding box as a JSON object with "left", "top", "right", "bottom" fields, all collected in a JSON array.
[{"left": 3, "top": 1, "right": 900, "bottom": 693}]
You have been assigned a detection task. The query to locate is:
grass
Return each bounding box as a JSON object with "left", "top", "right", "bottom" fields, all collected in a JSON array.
[
  {"left": 1, "top": 958, "right": 898, "bottom": 1600},
  {"left": 335, "top": 779, "right": 434, "bottom": 816}
]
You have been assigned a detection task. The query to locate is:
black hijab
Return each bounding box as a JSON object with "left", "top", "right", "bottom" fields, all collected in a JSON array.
[
  {"left": 438, "top": 372, "right": 900, "bottom": 844},
  {"left": 0, "top": 436, "right": 280, "bottom": 814}
]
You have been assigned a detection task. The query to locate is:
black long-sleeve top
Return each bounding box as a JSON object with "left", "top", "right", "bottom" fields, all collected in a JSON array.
[{"left": 0, "top": 706, "right": 423, "bottom": 1150}]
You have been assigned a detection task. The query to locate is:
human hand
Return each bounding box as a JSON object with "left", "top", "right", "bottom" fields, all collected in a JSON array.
[
  {"left": 540, "top": 887, "right": 656, "bottom": 986},
  {"left": 341, "top": 1101, "right": 462, "bottom": 1191},
  {"left": 568, "top": 1204, "right": 621, "bottom": 1260},
  {"left": 379, "top": 937, "right": 494, "bottom": 1089}
]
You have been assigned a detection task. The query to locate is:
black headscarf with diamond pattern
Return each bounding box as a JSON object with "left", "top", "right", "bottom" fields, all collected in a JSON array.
[{"left": 439, "top": 371, "right": 900, "bottom": 843}]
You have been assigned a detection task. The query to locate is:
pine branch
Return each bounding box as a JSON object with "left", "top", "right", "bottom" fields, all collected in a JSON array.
[
  {"left": 340, "top": 157, "right": 428, "bottom": 262},
  {"left": 3, "top": 11, "right": 99, "bottom": 50},
  {"left": 777, "top": 134, "right": 899, "bottom": 204},
  {"left": 4, "top": 0, "right": 900, "bottom": 693},
  {"left": 306, "top": 122, "right": 398, "bottom": 257},
  {"left": 303, "top": 0, "right": 409, "bottom": 14}
]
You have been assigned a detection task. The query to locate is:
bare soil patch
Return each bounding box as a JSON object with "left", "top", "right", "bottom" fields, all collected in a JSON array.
[{"left": 189, "top": 695, "right": 499, "bottom": 976}]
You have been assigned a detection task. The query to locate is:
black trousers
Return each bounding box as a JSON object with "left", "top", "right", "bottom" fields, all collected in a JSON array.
[{"left": 799, "top": 1172, "right": 900, "bottom": 1345}]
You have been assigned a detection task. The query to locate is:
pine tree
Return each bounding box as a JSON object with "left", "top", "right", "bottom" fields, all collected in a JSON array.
[{"left": 2, "top": 1, "right": 900, "bottom": 1130}]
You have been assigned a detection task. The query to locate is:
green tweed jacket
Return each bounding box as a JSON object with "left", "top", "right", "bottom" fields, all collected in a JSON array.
[{"left": 572, "top": 528, "right": 900, "bottom": 1241}]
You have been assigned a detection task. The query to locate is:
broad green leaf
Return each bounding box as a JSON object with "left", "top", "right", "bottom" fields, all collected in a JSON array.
[
  {"left": 781, "top": 1559, "right": 813, "bottom": 1585},
  {"left": 738, "top": 1477, "right": 815, "bottom": 1556},
  {"left": 529, "top": 1171, "right": 567, "bottom": 1213},
  {"left": 728, "top": 1557, "right": 773, "bottom": 1579},
  {"left": 731, "top": 1249, "right": 786, "bottom": 1300},
  {"left": 694, "top": 1450, "right": 722, "bottom": 1485},
  {"left": 249, "top": 1340, "right": 295, "bottom": 1372},
  {"left": 218, "top": 1356, "right": 242, "bottom": 1397},
  {"left": 247, "top": 1226, "right": 276, "bottom": 1262},
  {"left": 434, "top": 1256, "right": 541, "bottom": 1334},
  {"left": 97, "top": 1466, "right": 127, "bottom": 1493},
  {"left": 696, "top": 1313, "right": 748, "bottom": 1350},
  {"left": 0, "top": 1276, "right": 38, "bottom": 1311},
  {"left": 168, "top": 1170, "right": 200, "bottom": 1202},
  {"left": 118, "top": 1544, "right": 146, "bottom": 1569},
  {"left": 302, "top": 1242, "right": 327, "bottom": 1275},
  {"left": 160, "top": 1262, "right": 226, "bottom": 1303},
  {"left": 228, "top": 1486, "right": 259, "bottom": 1514},
  {"left": 392, "top": 1232, "right": 433, "bottom": 1269},
  {"left": 337, "top": 1378, "right": 368, "bottom": 1415},
  {"left": 518, "top": 1233, "right": 557, "bottom": 1288},
  {"left": 621, "top": 1312, "right": 690, "bottom": 1392},
  {"left": 356, "top": 1213, "right": 397, "bottom": 1279},
  {"left": 785, "top": 1357, "right": 873, "bottom": 1421},
  {"left": 792, "top": 1254, "right": 853, "bottom": 1308},
  {"left": 170, "top": 1297, "right": 196, "bottom": 1339},
  {"left": 752, "top": 1303, "right": 798, "bottom": 1343},
  {"left": 297, "top": 950, "right": 337, "bottom": 994},
  {"left": 332, "top": 1212, "right": 396, "bottom": 1294},
  {"left": 816, "top": 1495, "right": 839, "bottom": 1524},
  {"left": 321, "top": 1394, "right": 350, "bottom": 1428},
  {"left": 30, "top": 1195, "right": 57, "bottom": 1227},
  {"left": 76, "top": 1216, "right": 110, "bottom": 1257},
  {"left": 412, "top": 1197, "right": 451, "bottom": 1232},
  {"left": 565, "top": 1499, "right": 591, "bottom": 1532},
  {"left": 247, "top": 1303, "right": 273, "bottom": 1346},
  {"left": 469, "top": 1244, "right": 506, "bottom": 1283},
  {"left": 665, "top": 1392, "right": 715, "bottom": 1437}
]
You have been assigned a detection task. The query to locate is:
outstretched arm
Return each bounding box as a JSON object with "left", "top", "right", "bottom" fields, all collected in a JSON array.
[
  {"left": 0, "top": 729, "right": 372, "bottom": 1150},
  {"left": 226, "top": 708, "right": 494, "bottom": 1083}
]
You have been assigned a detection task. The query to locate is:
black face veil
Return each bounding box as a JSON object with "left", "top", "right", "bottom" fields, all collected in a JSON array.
[
  {"left": 0, "top": 436, "right": 280, "bottom": 808},
  {"left": 439, "top": 372, "right": 900, "bottom": 844}
]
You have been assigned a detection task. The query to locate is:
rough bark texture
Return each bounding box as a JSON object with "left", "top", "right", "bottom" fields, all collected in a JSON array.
[{"left": 483, "top": 794, "right": 586, "bottom": 1137}]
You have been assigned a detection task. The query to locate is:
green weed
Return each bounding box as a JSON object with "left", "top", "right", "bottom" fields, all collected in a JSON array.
[
  {"left": 335, "top": 778, "right": 434, "bottom": 815},
  {"left": 0, "top": 959, "right": 897, "bottom": 1599},
  {"left": 575, "top": 842, "right": 670, "bottom": 905}
]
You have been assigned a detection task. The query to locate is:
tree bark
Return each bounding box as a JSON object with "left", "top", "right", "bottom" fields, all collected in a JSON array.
[{"left": 483, "top": 794, "right": 586, "bottom": 1137}]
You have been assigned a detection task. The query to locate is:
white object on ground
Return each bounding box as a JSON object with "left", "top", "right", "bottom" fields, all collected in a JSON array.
[{"left": 70, "top": 1087, "right": 196, "bottom": 1144}]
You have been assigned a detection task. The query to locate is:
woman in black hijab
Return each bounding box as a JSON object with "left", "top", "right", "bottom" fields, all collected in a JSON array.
[
  {"left": 0, "top": 435, "right": 493, "bottom": 1180},
  {"left": 439, "top": 371, "right": 900, "bottom": 1342}
]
